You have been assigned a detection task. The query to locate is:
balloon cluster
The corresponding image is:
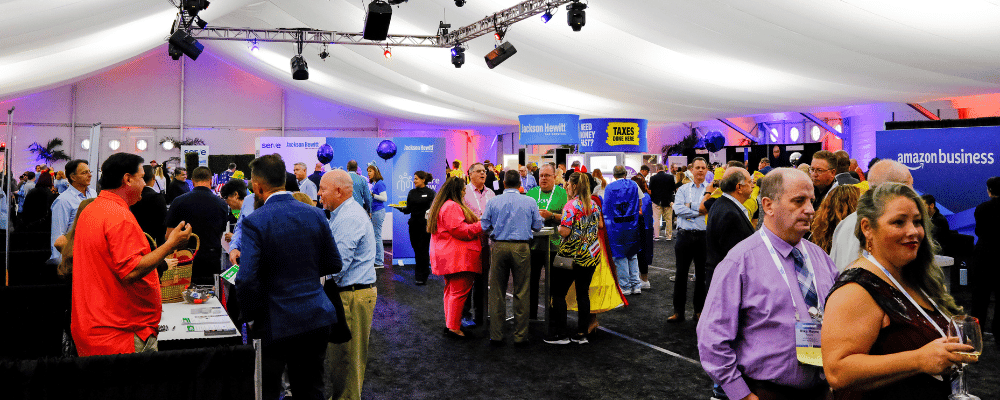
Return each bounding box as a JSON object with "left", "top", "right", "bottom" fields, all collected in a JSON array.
[
  {"left": 377, "top": 140, "right": 397, "bottom": 160},
  {"left": 704, "top": 131, "right": 726, "bottom": 153}
]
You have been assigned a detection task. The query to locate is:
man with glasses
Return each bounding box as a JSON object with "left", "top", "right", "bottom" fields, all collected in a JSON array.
[
  {"left": 518, "top": 165, "right": 537, "bottom": 193},
  {"left": 462, "top": 163, "right": 497, "bottom": 326},
  {"left": 808, "top": 150, "right": 838, "bottom": 210},
  {"left": 526, "top": 164, "right": 567, "bottom": 319},
  {"left": 49, "top": 159, "right": 96, "bottom": 265}
]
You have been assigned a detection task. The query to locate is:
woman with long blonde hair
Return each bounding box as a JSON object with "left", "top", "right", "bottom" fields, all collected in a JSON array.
[
  {"left": 811, "top": 185, "right": 861, "bottom": 253},
  {"left": 592, "top": 169, "right": 608, "bottom": 198},
  {"left": 427, "top": 177, "right": 483, "bottom": 339}
]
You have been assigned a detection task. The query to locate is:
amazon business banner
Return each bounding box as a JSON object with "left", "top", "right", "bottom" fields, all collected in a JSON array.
[{"left": 876, "top": 127, "right": 999, "bottom": 235}]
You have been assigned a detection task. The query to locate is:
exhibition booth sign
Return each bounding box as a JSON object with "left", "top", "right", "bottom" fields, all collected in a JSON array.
[
  {"left": 256, "top": 136, "right": 446, "bottom": 259},
  {"left": 877, "top": 126, "right": 999, "bottom": 236},
  {"left": 518, "top": 114, "right": 580, "bottom": 145},
  {"left": 578, "top": 118, "right": 648, "bottom": 153}
]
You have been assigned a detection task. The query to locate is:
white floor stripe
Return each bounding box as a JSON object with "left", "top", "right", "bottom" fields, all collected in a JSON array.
[
  {"left": 648, "top": 265, "right": 671, "bottom": 271},
  {"left": 597, "top": 326, "right": 702, "bottom": 366}
]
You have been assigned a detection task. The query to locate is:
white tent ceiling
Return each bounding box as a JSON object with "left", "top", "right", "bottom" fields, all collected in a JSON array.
[{"left": 3, "top": 0, "right": 1000, "bottom": 126}]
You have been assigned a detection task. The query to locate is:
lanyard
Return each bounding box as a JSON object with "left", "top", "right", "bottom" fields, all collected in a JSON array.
[
  {"left": 534, "top": 189, "right": 555, "bottom": 210},
  {"left": 470, "top": 186, "right": 485, "bottom": 214},
  {"left": 862, "top": 251, "right": 948, "bottom": 338},
  {"left": 759, "top": 229, "right": 822, "bottom": 322}
]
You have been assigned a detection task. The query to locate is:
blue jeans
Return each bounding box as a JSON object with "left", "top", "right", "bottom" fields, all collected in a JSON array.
[
  {"left": 371, "top": 208, "right": 385, "bottom": 266},
  {"left": 613, "top": 254, "right": 639, "bottom": 290}
]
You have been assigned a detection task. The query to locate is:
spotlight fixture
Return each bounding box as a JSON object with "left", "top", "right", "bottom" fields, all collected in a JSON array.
[
  {"left": 108, "top": 139, "right": 121, "bottom": 151},
  {"left": 451, "top": 44, "right": 465, "bottom": 68},
  {"left": 541, "top": 9, "right": 553, "bottom": 23},
  {"left": 387, "top": 0, "right": 408, "bottom": 4},
  {"left": 363, "top": 1, "right": 393, "bottom": 41},
  {"left": 318, "top": 44, "right": 329, "bottom": 60},
  {"left": 136, "top": 139, "right": 148, "bottom": 152},
  {"left": 162, "top": 141, "right": 175, "bottom": 151},
  {"left": 384, "top": 47, "right": 392, "bottom": 60},
  {"left": 438, "top": 21, "right": 451, "bottom": 37},
  {"left": 567, "top": 1, "right": 587, "bottom": 32},
  {"left": 249, "top": 38, "right": 259, "bottom": 52},
  {"left": 484, "top": 41, "right": 516, "bottom": 69},
  {"left": 194, "top": 16, "right": 208, "bottom": 29},
  {"left": 168, "top": 44, "right": 183, "bottom": 60},
  {"left": 168, "top": 29, "right": 204, "bottom": 60},
  {"left": 81, "top": 139, "right": 91, "bottom": 151},
  {"left": 455, "top": 0, "right": 465, "bottom": 6},
  {"left": 291, "top": 54, "right": 309, "bottom": 80},
  {"left": 181, "top": 0, "right": 210, "bottom": 16},
  {"left": 494, "top": 26, "right": 506, "bottom": 41}
]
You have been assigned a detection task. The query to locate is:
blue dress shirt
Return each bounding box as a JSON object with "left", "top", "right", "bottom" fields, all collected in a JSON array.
[
  {"left": 328, "top": 199, "right": 377, "bottom": 286},
  {"left": 298, "top": 178, "right": 318, "bottom": 200},
  {"left": 480, "top": 189, "right": 544, "bottom": 241},
  {"left": 350, "top": 171, "right": 372, "bottom": 214},
  {"left": 520, "top": 175, "right": 538, "bottom": 192},
  {"left": 672, "top": 181, "right": 708, "bottom": 231},
  {"left": 0, "top": 191, "right": 8, "bottom": 230},
  {"left": 49, "top": 185, "right": 96, "bottom": 263}
]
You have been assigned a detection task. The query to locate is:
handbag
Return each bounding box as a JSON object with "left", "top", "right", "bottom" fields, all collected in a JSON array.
[{"left": 552, "top": 254, "right": 575, "bottom": 269}]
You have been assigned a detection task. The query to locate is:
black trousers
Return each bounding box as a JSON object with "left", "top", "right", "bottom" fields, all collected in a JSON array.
[
  {"left": 638, "top": 225, "right": 650, "bottom": 275},
  {"left": 409, "top": 222, "right": 431, "bottom": 281},
  {"left": 261, "top": 326, "right": 329, "bottom": 400},
  {"left": 550, "top": 264, "right": 596, "bottom": 335},
  {"left": 463, "top": 235, "right": 491, "bottom": 323},
  {"left": 673, "top": 230, "right": 707, "bottom": 315},
  {"left": 971, "top": 253, "right": 998, "bottom": 337},
  {"left": 529, "top": 247, "right": 555, "bottom": 319}
]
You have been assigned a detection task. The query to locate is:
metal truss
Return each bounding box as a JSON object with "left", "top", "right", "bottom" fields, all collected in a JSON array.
[
  {"left": 189, "top": 27, "right": 444, "bottom": 48},
  {"left": 441, "top": 0, "right": 575, "bottom": 46},
  {"left": 178, "top": 0, "right": 578, "bottom": 48}
]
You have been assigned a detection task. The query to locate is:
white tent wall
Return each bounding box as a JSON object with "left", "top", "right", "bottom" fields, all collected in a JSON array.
[{"left": 0, "top": 46, "right": 505, "bottom": 175}]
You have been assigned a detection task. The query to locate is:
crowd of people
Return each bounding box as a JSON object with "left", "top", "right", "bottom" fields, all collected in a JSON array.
[{"left": 2, "top": 145, "right": 998, "bottom": 400}]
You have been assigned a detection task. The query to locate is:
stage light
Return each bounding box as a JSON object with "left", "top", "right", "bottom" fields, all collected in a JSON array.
[
  {"left": 318, "top": 44, "right": 329, "bottom": 60},
  {"left": 384, "top": 48, "right": 392, "bottom": 59},
  {"left": 182, "top": 0, "right": 210, "bottom": 16},
  {"left": 194, "top": 17, "right": 208, "bottom": 29},
  {"left": 363, "top": 1, "right": 393, "bottom": 41},
  {"left": 249, "top": 38, "right": 259, "bottom": 52},
  {"left": 81, "top": 139, "right": 91, "bottom": 150},
  {"left": 168, "top": 29, "right": 204, "bottom": 60},
  {"left": 567, "top": 1, "right": 587, "bottom": 32},
  {"left": 387, "top": 0, "right": 408, "bottom": 4},
  {"left": 291, "top": 55, "right": 309, "bottom": 80},
  {"left": 168, "top": 44, "right": 183, "bottom": 60},
  {"left": 494, "top": 26, "right": 506, "bottom": 41},
  {"left": 455, "top": 0, "right": 465, "bottom": 6},
  {"left": 136, "top": 139, "right": 148, "bottom": 151},
  {"left": 541, "top": 10, "right": 553, "bottom": 23},
  {"left": 451, "top": 44, "right": 465, "bottom": 68},
  {"left": 162, "top": 141, "right": 174, "bottom": 151},
  {"left": 108, "top": 139, "right": 121, "bottom": 151},
  {"left": 0, "top": 142, "right": 5, "bottom": 152},
  {"left": 484, "top": 42, "right": 516, "bottom": 69}
]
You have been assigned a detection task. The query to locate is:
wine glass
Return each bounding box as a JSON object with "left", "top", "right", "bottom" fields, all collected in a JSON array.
[{"left": 948, "top": 315, "right": 983, "bottom": 400}]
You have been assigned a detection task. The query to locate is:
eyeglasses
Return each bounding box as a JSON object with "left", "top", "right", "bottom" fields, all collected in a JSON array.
[
  {"left": 471, "top": 169, "right": 486, "bottom": 173},
  {"left": 809, "top": 167, "right": 832, "bottom": 174}
]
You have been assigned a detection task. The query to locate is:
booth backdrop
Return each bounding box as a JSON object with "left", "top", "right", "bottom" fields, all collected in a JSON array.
[
  {"left": 255, "top": 136, "right": 446, "bottom": 259},
  {"left": 578, "top": 118, "right": 648, "bottom": 153},
  {"left": 877, "top": 126, "right": 999, "bottom": 238},
  {"left": 518, "top": 114, "right": 580, "bottom": 145}
]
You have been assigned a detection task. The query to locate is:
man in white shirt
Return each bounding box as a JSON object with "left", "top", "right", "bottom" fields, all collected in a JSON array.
[{"left": 294, "top": 162, "right": 318, "bottom": 201}]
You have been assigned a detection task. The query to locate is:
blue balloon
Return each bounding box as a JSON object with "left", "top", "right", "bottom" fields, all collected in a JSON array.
[
  {"left": 316, "top": 144, "right": 334, "bottom": 164},
  {"left": 705, "top": 131, "right": 726, "bottom": 153},
  {"left": 377, "top": 140, "right": 397, "bottom": 160}
]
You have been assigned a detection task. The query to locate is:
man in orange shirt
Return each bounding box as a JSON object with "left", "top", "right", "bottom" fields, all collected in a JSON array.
[{"left": 71, "top": 152, "right": 192, "bottom": 357}]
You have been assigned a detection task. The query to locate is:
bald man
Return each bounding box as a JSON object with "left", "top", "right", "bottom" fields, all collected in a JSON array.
[
  {"left": 319, "top": 170, "right": 377, "bottom": 400},
  {"left": 829, "top": 160, "right": 914, "bottom": 270}
]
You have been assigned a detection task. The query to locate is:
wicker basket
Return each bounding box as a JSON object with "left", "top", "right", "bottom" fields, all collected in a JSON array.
[{"left": 160, "top": 233, "right": 200, "bottom": 303}]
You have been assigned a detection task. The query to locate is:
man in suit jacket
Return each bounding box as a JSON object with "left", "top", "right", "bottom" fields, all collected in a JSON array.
[
  {"left": 235, "top": 154, "right": 342, "bottom": 400},
  {"left": 648, "top": 164, "right": 676, "bottom": 240},
  {"left": 706, "top": 167, "right": 755, "bottom": 289},
  {"left": 165, "top": 167, "right": 189, "bottom": 204}
]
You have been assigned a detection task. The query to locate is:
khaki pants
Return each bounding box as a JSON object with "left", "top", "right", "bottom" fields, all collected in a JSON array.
[
  {"left": 652, "top": 203, "right": 673, "bottom": 239},
  {"left": 326, "top": 287, "right": 377, "bottom": 400},
  {"left": 489, "top": 241, "right": 531, "bottom": 343},
  {"left": 133, "top": 333, "right": 158, "bottom": 353}
]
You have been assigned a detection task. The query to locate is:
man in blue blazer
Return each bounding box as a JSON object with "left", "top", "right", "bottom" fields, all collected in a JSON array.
[{"left": 236, "top": 154, "right": 342, "bottom": 400}]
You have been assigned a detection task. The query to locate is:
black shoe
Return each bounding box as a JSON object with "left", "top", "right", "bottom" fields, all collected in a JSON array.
[
  {"left": 513, "top": 339, "right": 530, "bottom": 348},
  {"left": 489, "top": 339, "right": 506, "bottom": 348},
  {"left": 570, "top": 333, "right": 589, "bottom": 345}
]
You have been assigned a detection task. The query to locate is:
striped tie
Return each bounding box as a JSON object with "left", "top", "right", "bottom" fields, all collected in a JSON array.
[{"left": 791, "top": 247, "right": 818, "bottom": 309}]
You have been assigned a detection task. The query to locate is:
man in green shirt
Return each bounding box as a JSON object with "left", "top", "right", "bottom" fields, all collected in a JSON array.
[{"left": 527, "top": 163, "right": 568, "bottom": 319}]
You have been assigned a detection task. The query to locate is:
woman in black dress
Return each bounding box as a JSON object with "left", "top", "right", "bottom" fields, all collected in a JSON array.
[{"left": 399, "top": 171, "right": 435, "bottom": 285}]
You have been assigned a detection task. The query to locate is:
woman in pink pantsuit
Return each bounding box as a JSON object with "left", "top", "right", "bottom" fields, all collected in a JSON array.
[{"left": 427, "top": 177, "right": 483, "bottom": 339}]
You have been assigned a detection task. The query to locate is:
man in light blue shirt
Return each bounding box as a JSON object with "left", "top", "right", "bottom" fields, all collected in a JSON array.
[
  {"left": 227, "top": 192, "right": 254, "bottom": 265},
  {"left": 48, "top": 160, "right": 96, "bottom": 264},
  {"left": 668, "top": 157, "right": 710, "bottom": 323},
  {"left": 480, "top": 170, "right": 544, "bottom": 346},
  {"left": 319, "top": 169, "right": 376, "bottom": 400},
  {"left": 346, "top": 160, "right": 372, "bottom": 214},
  {"left": 16, "top": 171, "right": 35, "bottom": 213},
  {"left": 293, "top": 162, "right": 318, "bottom": 201}
]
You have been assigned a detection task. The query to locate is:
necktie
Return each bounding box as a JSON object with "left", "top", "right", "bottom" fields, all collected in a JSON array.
[{"left": 791, "top": 247, "right": 818, "bottom": 309}]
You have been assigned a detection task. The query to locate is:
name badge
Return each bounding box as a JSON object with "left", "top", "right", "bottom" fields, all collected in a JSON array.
[
  {"left": 422, "top": 194, "right": 428, "bottom": 197},
  {"left": 795, "top": 321, "right": 823, "bottom": 366}
]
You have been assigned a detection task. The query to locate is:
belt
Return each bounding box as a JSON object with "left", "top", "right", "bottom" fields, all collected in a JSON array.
[
  {"left": 337, "top": 283, "right": 375, "bottom": 292},
  {"left": 612, "top": 215, "right": 636, "bottom": 223},
  {"left": 494, "top": 239, "right": 531, "bottom": 243}
]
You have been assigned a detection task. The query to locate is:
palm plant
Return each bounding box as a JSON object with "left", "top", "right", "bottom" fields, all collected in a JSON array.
[{"left": 27, "top": 138, "right": 71, "bottom": 164}]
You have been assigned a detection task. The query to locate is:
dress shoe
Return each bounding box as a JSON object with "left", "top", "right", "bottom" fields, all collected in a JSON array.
[
  {"left": 666, "top": 314, "right": 685, "bottom": 323},
  {"left": 442, "top": 328, "right": 473, "bottom": 340}
]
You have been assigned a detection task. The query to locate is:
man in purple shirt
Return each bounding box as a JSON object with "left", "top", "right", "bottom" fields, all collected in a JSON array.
[{"left": 697, "top": 168, "right": 839, "bottom": 400}]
